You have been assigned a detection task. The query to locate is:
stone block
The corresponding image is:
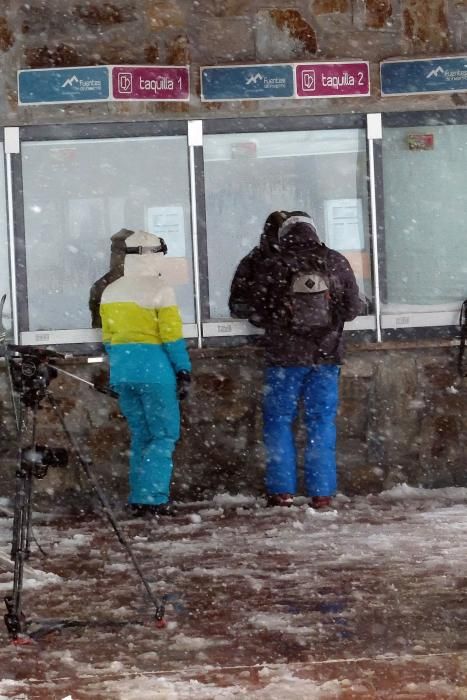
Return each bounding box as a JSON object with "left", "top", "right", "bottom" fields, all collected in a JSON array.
[
  {"left": 147, "top": 101, "right": 190, "bottom": 115},
  {"left": 402, "top": 0, "right": 449, "bottom": 52},
  {"left": 189, "top": 0, "right": 253, "bottom": 17},
  {"left": 447, "top": 2, "right": 467, "bottom": 51},
  {"left": 0, "top": 17, "right": 13, "bottom": 51},
  {"left": 311, "top": 15, "right": 353, "bottom": 38},
  {"left": 317, "top": 26, "right": 402, "bottom": 61},
  {"left": 313, "top": 0, "right": 350, "bottom": 13},
  {"left": 203, "top": 98, "right": 259, "bottom": 114},
  {"left": 417, "top": 413, "right": 466, "bottom": 487},
  {"left": 256, "top": 9, "right": 317, "bottom": 62},
  {"left": 368, "top": 353, "right": 421, "bottom": 465},
  {"left": 5, "top": 85, "right": 18, "bottom": 113},
  {"left": 24, "top": 44, "right": 82, "bottom": 69},
  {"left": 20, "top": 4, "right": 74, "bottom": 36},
  {"left": 420, "top": 360, "right": 458, "bottom": 391},
  {"left": 92, "top": 41, "right": 152, "bottom": 65},
  {"left": 19, "top": 1, "right": 138, "bottom": 39},
  {"left": 196, "top": 17, "right": 255, "bottom": 62},
  {"left": 342, "top": 355, "right": 374, "bottom": 378},
  {"left": 86, "top": 420, "right": 129, "bottom": 479},
  {"left": 338, "top": 449, "right": 383, "bottom": 496},
  {"left": 166, "top": 34, "right": 190, "bottom": 65},
  {"left": 365, "top": 0, "right": 393, "bottom": 29},
  {"left": 73, "top": 2, "right": 138, "bottom": 26},
  {"left": 353, "top": 0, "right": 401, "bottom": 32},
  {"left": 106, "top": 101, "right": 143, "bottom": 118},
  {"left": 146, "top": 0, "right": 186, "bottom": 29},
  {"left": 338, "top": 376, "right": 371, "bottom": 439},
  {"left": 144, "top": 43, "right": 160, "bottom": 64}
]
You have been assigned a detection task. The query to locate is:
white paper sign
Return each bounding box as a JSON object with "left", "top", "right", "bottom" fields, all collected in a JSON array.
[{"left": 146, "top": 206, "right": 186, "bottom": 257}]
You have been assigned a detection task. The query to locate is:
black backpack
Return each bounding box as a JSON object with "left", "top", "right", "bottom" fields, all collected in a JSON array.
[{"left": 273, "top": 245, "right": 334, "bottom": 336}]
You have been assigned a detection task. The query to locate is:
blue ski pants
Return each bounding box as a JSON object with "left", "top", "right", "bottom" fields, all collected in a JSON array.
[
  {"left": 116, "top": 382, "right": 180, "bottom": 506},
  {"left": 263, "top": 365, "right": 340, "bottom": 498}
]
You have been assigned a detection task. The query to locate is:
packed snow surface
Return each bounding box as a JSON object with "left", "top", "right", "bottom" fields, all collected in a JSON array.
[{"left": 1, "top": 485, "right": 467, "bottom": 698}]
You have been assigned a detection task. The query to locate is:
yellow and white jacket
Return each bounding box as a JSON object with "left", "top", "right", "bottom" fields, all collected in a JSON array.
[{"left": 100, "top": 265, "right": 190, "bottom": 386}]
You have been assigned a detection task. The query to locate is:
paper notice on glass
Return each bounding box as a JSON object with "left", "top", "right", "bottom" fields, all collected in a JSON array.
[{"left": 146, "top": 206, "right": 186, "bottom": 257}]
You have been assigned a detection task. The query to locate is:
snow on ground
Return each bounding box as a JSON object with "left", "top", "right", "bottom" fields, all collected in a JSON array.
[{"left": 1, "top": 486, "right": 467, "bottom": 698}]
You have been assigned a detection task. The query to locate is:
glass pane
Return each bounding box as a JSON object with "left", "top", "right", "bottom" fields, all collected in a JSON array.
[
  {"left": 383, "top": 124, "right": 467, "bottom": 309},
  {"left": 204, "top": 129, "right": 371, "bottom": 319},
  {"left": 22, "top": 136, "right": 194, "bottom": 332},
  {"left": 0, "top": 143, "right": 11, "bottom": 333}
]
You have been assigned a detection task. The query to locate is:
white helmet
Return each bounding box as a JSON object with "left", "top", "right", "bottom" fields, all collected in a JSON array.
[{"left": 125, "top": 230, "right": 167, "bottom": 256}]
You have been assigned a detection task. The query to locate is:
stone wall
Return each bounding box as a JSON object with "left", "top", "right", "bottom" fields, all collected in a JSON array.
[
  {"left": 1, "top": 340, "right": 465, "bottom": 507},
  {"left": 0, "top": 1, "right": 467, "bottom": 125}
]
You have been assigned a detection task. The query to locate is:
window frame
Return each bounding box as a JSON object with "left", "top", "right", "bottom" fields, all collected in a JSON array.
[
  {"left": 13, "top": 121, "right": 199, "bottom": 352},
  {"left": 200, "top": 113, "right": 377, "bottom": 342},
  {"left": 0, "top": 138, "right": 13, "bottom": 341},
  {"left": 379, "top": 109, "right": 467, "bottom": 340}
]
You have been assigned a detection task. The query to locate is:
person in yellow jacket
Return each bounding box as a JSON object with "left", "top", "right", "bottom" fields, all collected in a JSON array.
[{"left": 100, "top": 230, "right": 191, "bottom": 517}]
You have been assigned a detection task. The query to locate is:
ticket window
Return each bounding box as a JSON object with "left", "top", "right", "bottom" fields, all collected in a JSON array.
[
  {"left": 382, "top": 119, "right": 467, "bottom": 329},
  {"left": 203, "top": 127, "right": 373, "bottom": 328},
  {"left": 20, "top": 135, "right": 196, "bottom": 344}
]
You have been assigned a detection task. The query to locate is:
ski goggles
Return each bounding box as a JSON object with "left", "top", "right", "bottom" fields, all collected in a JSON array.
[{"left": 126, "top": 237, "right": 168, "bottom": 255}]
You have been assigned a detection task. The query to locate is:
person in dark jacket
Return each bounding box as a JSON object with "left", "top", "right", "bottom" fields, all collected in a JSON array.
[
  {"left": 232, "top": 213, "right": 362, "bottom": 510},
  {"left": 229, "top": 210, "right": 289, "bottom": 326}
]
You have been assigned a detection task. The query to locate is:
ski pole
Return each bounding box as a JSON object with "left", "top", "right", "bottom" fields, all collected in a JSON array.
[{"left": 54, "top": 366, "right": 119, "bottom": 399}]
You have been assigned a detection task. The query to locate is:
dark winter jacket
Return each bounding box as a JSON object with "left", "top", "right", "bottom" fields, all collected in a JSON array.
[
  {"left": 229, "top": 220, "right": 283, "bottom": 327},
  {"left": 232, "top": 220, "right": 362, "bottom": 365}
]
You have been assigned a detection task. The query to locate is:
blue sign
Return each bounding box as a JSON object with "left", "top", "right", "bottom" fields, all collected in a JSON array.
[
  {"left": 18, "top": 66, "right": 110, "bottom": 104},
  {"left": 381, "top": 57, "right": 467, "bottom": 96},
  {"left": 201, "top": 64, "right": 294, "bottom": 101}
]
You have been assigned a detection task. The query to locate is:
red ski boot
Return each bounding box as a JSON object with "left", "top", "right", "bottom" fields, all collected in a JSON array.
[
  {"left": 310, "top": 496, "right": 333, "bottom": 510},
  {"left": 266, "top": 493, "right": 294, "bottom": 507}
]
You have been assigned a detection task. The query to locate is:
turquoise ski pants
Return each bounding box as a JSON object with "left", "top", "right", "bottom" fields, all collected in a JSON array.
[{"left": 116, "top": 382, "right": 180, "bottom": 506}]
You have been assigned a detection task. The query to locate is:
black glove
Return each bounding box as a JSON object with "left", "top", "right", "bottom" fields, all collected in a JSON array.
[{"left": 176, "top": 370, "right": 191, "bottom": 401}]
